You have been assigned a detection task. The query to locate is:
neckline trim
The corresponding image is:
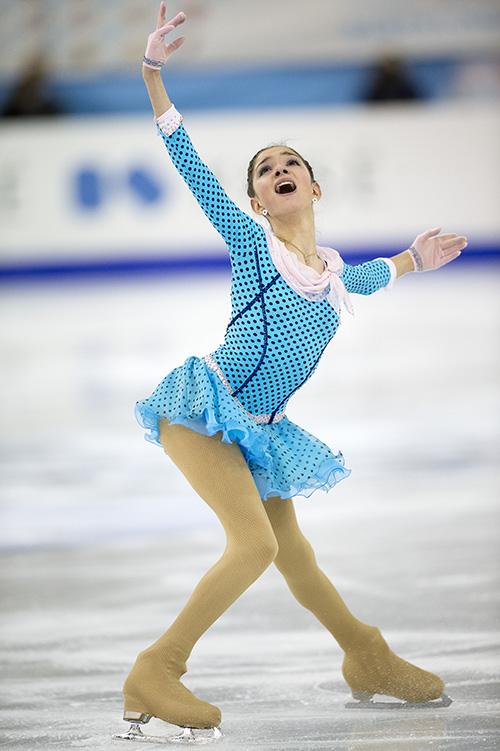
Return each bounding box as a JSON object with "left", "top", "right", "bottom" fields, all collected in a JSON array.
[{"left": 261, "top": 225, "right": 333, "bottom": 304}]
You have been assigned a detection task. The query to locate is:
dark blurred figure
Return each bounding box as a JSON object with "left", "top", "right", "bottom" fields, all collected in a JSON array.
[
  {"left": 1, "top": 53, "right": 64, "bottom": 118},
  {"left": 362, "top": 53, "right": 423, "bottom": 103}
]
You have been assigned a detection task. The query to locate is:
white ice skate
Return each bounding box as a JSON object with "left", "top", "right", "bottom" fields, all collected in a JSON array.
[
  {"left": 113, "top": 711, "right": 223, "bottom": 744},
  {"left": 345, "top": 690, "right": 453, "bottom": 710}
]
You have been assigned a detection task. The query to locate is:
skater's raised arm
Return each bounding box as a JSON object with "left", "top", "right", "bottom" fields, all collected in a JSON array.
[
  {"left": 142, "top": 3, "right": 258, "bottom": 257},
  {"left": 142, "top": 68, "right": 173, "bottom": 120},
  {"left": 142, "top": 2, "right": 184, "bottom": 116}
]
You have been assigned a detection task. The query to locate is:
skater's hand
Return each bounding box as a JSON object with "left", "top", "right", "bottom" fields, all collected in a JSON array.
[
  {"left": 407, "top": 227, "right": 468, "bottom": 272},
  {"left": 143, "top": 2, "right": 186, "bottom": 69}
]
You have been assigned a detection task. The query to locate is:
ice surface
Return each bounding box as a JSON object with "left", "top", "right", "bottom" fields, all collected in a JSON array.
[{"left": 1, "top": 267, "right": 499, "bottom": 749}]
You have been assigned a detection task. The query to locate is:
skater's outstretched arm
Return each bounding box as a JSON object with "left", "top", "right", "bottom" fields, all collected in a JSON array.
[
  {"left": 339, "top": 227, "right": 468, "bottom": 294},
  {"left": 339, "top": 257, "right": 397, "bottom": 295},
  {"left": 142, "top": 3, "right": 258, "bottom": 257}
]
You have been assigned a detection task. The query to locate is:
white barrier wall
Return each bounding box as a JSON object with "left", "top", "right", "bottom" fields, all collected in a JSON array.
[{"left": 0, "top": 101, "right": 499, "bottom": 265}]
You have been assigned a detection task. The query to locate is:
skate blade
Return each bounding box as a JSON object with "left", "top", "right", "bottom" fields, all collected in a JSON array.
[
  {"left": 345, "top": 693, "right": 453, "bottom": 710},
  {"left": 113, "top": 722, "right": 223, "bottom": 744}
]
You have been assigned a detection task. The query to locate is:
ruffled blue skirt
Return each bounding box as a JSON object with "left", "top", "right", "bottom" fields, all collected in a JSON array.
[{"left": 135, "top": 355, "right": 351, "bottom": 501}]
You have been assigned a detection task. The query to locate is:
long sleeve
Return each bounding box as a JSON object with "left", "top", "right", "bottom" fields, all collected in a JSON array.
[
  {"left": 338, "top": 256, "right": 397, "bottom": 295},
  {"left": 155, "top": 105, "right": 259, "bottom": 258}
]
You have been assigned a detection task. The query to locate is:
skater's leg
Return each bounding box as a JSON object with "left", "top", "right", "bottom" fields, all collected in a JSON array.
[
  {"left": 123, "top": 420, "right": 278, "bottom": 728},
  {"left": 263, "top": 497, "right": 445, "bottom": 704},
  {"left": 263, "top": 496, "right": 372, "bottom": 652},
  {"left": 155, "top": 419, "right": 278, "bottom": 652}
]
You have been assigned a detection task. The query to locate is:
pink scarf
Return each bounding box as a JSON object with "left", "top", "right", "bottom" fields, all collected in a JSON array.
[{"left": 263, "top": 226, "right": 355, "bottom": 317}]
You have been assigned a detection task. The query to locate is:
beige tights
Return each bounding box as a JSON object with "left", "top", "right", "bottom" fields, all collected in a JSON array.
[
  {"left": 123, "top": 419, "right": 280, "bottom": 728},
  {"left": 123, "top": 420, "right": 443, "bottom": 727},
  {"left": 262, "top": 497, "right": 375, "bottom": 651},
  {"left": 263, "top": 498, "right": 444, "bottom": 702}
]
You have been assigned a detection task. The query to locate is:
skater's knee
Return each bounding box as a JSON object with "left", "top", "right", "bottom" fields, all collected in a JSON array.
[
  {"left": 236, "top": 531, "right": 279, "bottom": 571},
  {"left": 260, "top": 534, "right": 280, "bottom": 565},
  {"left": 252, "top": 533, "right": 279, "bottom": 568},
  {"left": 275, "top": 534, "right": 317, "bottom": 577}
]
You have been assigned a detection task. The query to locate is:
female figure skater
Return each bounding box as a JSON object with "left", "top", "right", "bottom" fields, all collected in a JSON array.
[{"left": 115, "top": 3, "right": 467, "bottom": 743}]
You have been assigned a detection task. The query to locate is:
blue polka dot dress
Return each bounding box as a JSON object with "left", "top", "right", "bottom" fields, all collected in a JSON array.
[{"left": 135, "top": 106, "right": 397, "bottom": 501}]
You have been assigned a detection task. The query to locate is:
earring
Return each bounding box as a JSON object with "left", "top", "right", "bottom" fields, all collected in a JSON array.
[
  {"left": 312, "top": 197, "right": 318, "bottom": 203},
  {"left": 261, "top": 208, "right": 268, "bottom": 216}
]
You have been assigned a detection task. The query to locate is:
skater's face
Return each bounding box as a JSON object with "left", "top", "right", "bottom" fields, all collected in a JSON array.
[{"left": 249, "top": 146, "right": 321, "bottom": 221}]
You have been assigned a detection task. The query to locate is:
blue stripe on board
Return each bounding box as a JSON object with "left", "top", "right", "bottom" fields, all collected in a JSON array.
[
  {"left": 0, "top": 245, "right": 498, "bottom": 284},
  {"left": 0, "top": 58, "right": 461, "bottom": 115}
]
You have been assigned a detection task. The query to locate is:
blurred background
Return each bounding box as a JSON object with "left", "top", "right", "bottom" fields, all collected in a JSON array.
[{"left": 1, "top": 1, "right": 499, "bottom": 749}]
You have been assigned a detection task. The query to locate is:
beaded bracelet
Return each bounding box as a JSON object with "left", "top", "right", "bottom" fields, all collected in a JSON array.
[
  {"left": 407, "top": 245, "right": 423, "bottom": 272},
  {"left": 143, "top": 55, "right": 165, "bottom": 69}
]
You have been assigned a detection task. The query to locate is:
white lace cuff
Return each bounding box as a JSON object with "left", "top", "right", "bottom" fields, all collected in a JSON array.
[
  {"left": 155, "top": 104, "right": 183, "bottom": 137},
  {"left": 373, "top": 257, "right": 397, "bottom": 290}
]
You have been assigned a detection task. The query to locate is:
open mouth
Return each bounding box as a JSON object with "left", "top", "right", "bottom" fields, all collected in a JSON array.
[{"left": 275, "top": 180, "right": 297, "bottom": 195}]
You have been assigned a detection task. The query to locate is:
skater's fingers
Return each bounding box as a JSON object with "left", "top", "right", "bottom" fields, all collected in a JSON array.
[
  {"left": 156, "top": 23, "right": 175, "bottom": 39},
  {"left": 441, "top": 236, "right": 467, "bottom": 251},
  {"left": 167, "top": 10, "right": 186, "bottom": 28},
  {"left": 166, "top": 35, "right": 185, "bottom": 53},
  {"left": 156, "top": 1, "right": 166, "bottom": 30},
  {"left": 423, "top": 227, "right": 442, "bottom": 239},
  {"left": 439, "top": 250, "right": 462, "bottom": 267},
  {"left": 156, "top": 13, "right": 185, "bottom": 38}
]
